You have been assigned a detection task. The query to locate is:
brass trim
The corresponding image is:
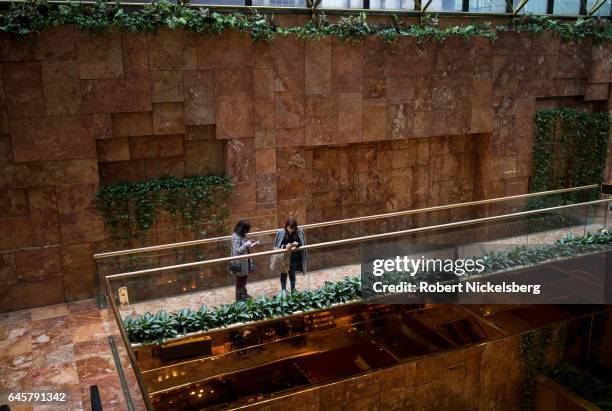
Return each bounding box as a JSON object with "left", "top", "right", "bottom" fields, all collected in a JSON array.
[
  {"left": 103, "top": 277, "right": 155, "bottom": 411},
  {"left": 513, "top": 0, "right": 530, "bottom": 14},
  {"left": 106, "top": 196, "right": 610, "bottom": 280},
  {"left": 141, "top": 308, "right": 398, "bottom": 375},
  {"left": 588, "top": 0, "right": 608, "bottom": 15},
  {"left": 94, "top": 184, "right": 599, "bottom": 259}
]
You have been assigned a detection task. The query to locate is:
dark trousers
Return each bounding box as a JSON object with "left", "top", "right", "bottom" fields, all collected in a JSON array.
[
  {"left": 235, "top": 275, "right": 248, "bottom": 301},
  {"left": 280, "top": 253, "right": 300, "bottom": 292},
  {"left": 280, "top": 271, "right": 296, "bottom": 292}
]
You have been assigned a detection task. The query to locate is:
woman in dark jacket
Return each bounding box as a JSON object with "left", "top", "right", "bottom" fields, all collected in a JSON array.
[
  {"left": 273, "top": 218, "right": 308, "bottom": 294},
  {"left": 231, "top": 220, "right": 259, "bottom": 301}
]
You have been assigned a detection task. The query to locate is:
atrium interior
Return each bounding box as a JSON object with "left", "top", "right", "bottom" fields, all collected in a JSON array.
[{"left": 0, "top": 1, "right": 611, "bottom": 410}]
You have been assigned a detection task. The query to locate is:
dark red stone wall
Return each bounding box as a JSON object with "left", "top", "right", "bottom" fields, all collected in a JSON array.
[{"left": 0, "top": 25, "right": 610, "bottom": 311}]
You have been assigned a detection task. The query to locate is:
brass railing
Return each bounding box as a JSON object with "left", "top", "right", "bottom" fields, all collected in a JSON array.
[
  {"left": 105, "top": 195, "right": 610, "bottom": 280},
  {"left": 94, "top": 184, "right": 599, "bottom": 259}
]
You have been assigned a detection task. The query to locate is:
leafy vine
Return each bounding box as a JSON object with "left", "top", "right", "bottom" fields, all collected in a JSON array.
[
  {"left": 1, "top": 1, "right": 611, "bottom": 43},
  {"left": 96, "top": 175, "right": 233, "bottom": 241},
  {"left": 529, "top": 108, "right": 610, "bottom": 209},
  {"left": 520, "top": 328, "right": 553, "bottom": 411},
  {"left": 520, "top": 324, "right": 568, "bottom": 411},
  {"left": 546, "top": 363, "right": 612, "bottom": 410}
]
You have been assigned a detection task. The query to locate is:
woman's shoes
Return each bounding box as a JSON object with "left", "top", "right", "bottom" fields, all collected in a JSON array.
[
  {"left": 239, "top": 293, "right": 252, "bottom": 301},
  {"left": 277, "top": 289, "right": 297, "bottom": 298}
]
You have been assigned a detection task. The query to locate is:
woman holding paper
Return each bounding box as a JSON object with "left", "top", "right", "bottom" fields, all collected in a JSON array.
[
  {"left": 230, "top": 220, "right": 259, "bottom": 301},
  {"left": 272, "top": 218, "right": 308, "bottom": 295}
]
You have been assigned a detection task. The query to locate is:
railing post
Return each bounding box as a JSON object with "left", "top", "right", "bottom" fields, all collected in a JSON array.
[
  {"left": 602, "top": 184, "right": 612, "bottom": 229},
  {"left": 95, "top": 261, "right": 108, "bottom": 309},
  {"left": 90, "top": 385, "right": 103, "bottom": 411}
]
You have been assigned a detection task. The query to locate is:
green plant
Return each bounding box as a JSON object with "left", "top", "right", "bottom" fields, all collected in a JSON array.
[
  {"left": 174, "top": 308, "right": 199, "bottom": 334},
  {"left": 123, "top": 276, "right": 362, "bottom": 344},
  {"left": 248, "top": 13, "right": 275, "bottom": 43},
  {"left": 1, "top": 0, "right": 52, "bottom": 36},
  {"left": 499, "top": 14, "right": 612, "bottom": 42},
  {"left": 192, "top": 305, "right": 219, "bottom": 331},
  {"left": 96, "top": 175, "right": 233, "bottom": 241},
  {"left": 377, "top": 27, "right": 399, "bottom": 44},
  {"left": 330, "top": 12, "right": 371, "bottom": 43},
  {"left": 520, "top": 328, "right": 554, "bottom": 411},
  {"left": 402, "top": 16, "right": 496, "bottom": 44},
  {"left": 529, "top": 108, "right": 610, "bottom": 210},
  {"left": 124, "top": 310, "right": 179, "bottom": 343},
  {"left": 215, "top": 301, "right": 254, "bottom": 325},
  {"left": 546, "top": 363, "right": 612, "bottom": 410},
  {"left": 292, "top": 18, "right": 331, "bottom": 40}
]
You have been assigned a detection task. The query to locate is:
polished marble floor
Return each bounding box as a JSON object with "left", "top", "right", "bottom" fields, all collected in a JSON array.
[{"left": 0, "top": 299, "right": 145, "bottom": 411}]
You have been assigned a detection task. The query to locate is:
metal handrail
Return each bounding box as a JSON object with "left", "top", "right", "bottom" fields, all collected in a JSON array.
[
  {"left": 105, "top": 196, "right": 611, "bottom": 280},
  {"left": 94, "top": 184, "right": 599, "bottom": 259}
]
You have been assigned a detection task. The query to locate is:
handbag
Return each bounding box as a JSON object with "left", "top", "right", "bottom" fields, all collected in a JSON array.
[
  {"left": 270, "top": 252, "right": 286, "bottom": 273},
  {"left": 229, "top": 261, "right": 241, "bottom": 272}
]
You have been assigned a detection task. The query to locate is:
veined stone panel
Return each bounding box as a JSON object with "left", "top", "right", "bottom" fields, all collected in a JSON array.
[
  {"left": 0, "top": 26, "right": 610, "bottom": 311},
  {"left": 241, "top": 335, "right": 523, "bottom": 411}
]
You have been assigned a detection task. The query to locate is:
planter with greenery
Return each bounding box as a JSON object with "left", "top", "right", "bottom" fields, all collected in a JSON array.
[
  {"left": 124, "top": 276, "right": 362, "bottom": 345},
  {"left": 1, "top": 1, "right": 611, "bottom": 43}
]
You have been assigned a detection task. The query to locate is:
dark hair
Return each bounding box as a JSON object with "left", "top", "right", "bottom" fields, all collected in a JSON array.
[
  {"left": 285, "top": 218, "right": 298, "bottom": 232},
  {"left": 234, "top": 220, "right": 251, "bottom": 236}
]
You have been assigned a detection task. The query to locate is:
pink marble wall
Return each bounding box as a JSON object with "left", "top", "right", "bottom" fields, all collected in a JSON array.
[{"left": 0, "top": 25, "right": 611, "bottom": 311}]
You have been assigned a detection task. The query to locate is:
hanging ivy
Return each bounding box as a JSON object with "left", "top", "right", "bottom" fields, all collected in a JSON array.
[
  {"left": 519, "top": 324, "right": 568, "bottom": 411},
  {"left": 96, "top": 175, "right": 234, "bottom": 241},
  {"left": 1, "top": 0, "right": 611, "bottom": 43},
  {"left": 529, "top": 108, "right": 610, "bottom": 209},
  {"left": 519, "top": 328, "right": 555, "bottom": 411},
  {"left": 546, "top": 363, "right": 612, "bottom": 410},
  {"left": 497, "top": 14, "right": 612, "bottom": 42}
]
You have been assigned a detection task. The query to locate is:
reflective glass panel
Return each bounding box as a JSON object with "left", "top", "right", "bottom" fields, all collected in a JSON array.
[
  {"left": 586, "top": 0, "right": 611, "bottom": 15},
  {"left": 553, "top": 0, "right": 581, "bottom": 14},
  {"left": 369, "top": 0, "right": 416, "bottom": 9},
  {"left": 513, "top": 0, "right": 548, "bottom": 13},
  {"left": 470, "top": 0, "right": 508, "bottom": 12}
]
